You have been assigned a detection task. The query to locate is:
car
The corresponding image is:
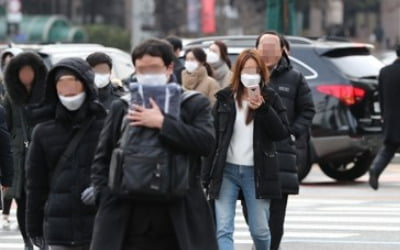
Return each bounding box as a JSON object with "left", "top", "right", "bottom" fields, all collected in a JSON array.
[
  {"left": 2, "top": 43, "right": 134, "bottom": 82},
  {"left": 378, "top": 51, "right": 397, "bottom": 65},
  {"left": 183, "top": 36, "right": 384, "bottom": 182}
]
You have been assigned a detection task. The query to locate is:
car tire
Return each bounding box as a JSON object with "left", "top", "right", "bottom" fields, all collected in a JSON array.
[
  {"left": 298, "top": 161, "right": 312, "bottom": 181},
  {"left": 318, "top": 152, "right": 375, "bottom": 181}
]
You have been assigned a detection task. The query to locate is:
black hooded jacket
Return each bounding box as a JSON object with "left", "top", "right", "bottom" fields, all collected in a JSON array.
[
  {"left": 25, "top": 58, "right": 107, "bottom": 246},
  {"left": 3, "top": 52, "right": 47, "bottom": 199}
]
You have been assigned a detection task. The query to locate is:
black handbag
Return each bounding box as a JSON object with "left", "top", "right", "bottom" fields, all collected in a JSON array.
[{"left": 108, "top": 91, "right": 199, "bottom": 201}]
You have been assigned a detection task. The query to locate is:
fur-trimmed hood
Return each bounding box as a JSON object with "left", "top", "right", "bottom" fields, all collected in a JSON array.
[
  {"left": 1, "top": 47, "right": 23, "bottom": 71},
  {"left": 4, "top": 52, "right": 47, "bottom": 105}
]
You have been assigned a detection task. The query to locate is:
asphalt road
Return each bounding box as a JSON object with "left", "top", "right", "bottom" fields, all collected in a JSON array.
[{"left": 1, "top": 163, "right": 400, "bottom": 250}]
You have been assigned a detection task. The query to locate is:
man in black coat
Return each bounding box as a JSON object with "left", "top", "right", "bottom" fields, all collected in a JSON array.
[
  {"left": 369, "top": 45, "right": 400, "bottom": 190},
  {"left": 0, "top": 104, "right": 13, "bottom": 210},
  {"left": 165, "top": 36, "right": 185, "bottom": 84},
  {"left": 25, "top": 58, "right": 107, "bottom": 250},
  {"left": 90, "top": 39, "right": 218, "bottom": 250},
  {"left": 255, "top": 31, "right": 315, "bottom": 250},
  {"left": 86, "top": 52, "right": 125, "bottom": 111}
]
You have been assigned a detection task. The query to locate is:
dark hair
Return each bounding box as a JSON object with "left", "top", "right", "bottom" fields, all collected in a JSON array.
[
  {"left": 86, "top": 52, "right": 112, "bottom": 69},
  {"left": 165, "top": 36, "right": 183, "bottom": 52},
  {"left": 213, "top": 40, "right": 231, "bottom": 68},
  {"left": 396, "top": 44, "right": 400, "bottom": 57},
  {"left": 255, "top": 31, "right": 289, "bottom": 61},
  {"left": 282, "top": 36, "right": 290, "bottom": 52},
  {"left": 231, "top": 49, "right": 269, "bottom": 124},
  {"left": 131, "top": 39, "right": 175, "bottom": 67},
  {"left": 184, "top": 47, "right": 214, "bottom": 77}
]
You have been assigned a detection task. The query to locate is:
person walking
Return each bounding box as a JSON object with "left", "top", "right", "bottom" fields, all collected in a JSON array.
[
  {"left": 0, "top": 104, "right": 13, "bottom": 227},
  {"left": 182, "top": 47, "right": 219, "bottom": 104},
  {"left": 90, "top": 38, "right": 218, "bottom": 250},
  {"left": 165, "top": 36, "right": 185, "bottom": 84},
  {"left": 256, "top": 31, "right": 315, "bottom": 250},
  {"left": 25, "top": 57, "right": 107, "bottom": 250},
  {"left": 86, "top": 52, "right": 125, "bottom": 111},
  {"left": 203, "top": 48, "right": 290, "bottom": 250},
  {"left": 207, "top": 40, "right": 232, "bottom": 88},
  {"left": 0, "top": 47, "right": 23, "bottom": 102},
  {"left": 369, "top": 44, "right": 400, "bottom": 190},
  {"left": 3, "top": 52, "right": 47, "bottom": 250}
]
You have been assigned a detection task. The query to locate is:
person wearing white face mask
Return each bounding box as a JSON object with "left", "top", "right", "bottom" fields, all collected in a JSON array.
[
  {"left": 207, "top": 41, "right": 232, "bottom": 88},
  {"left": 203, "top": 49, "right": 290, "bottom": 250},
  {"left": 86, "top": 52, "right": 125, "bottom": 111},
  {"left": 25, "top": 58, "right": 107, "bottom": 250},
  {"left": 182, "top": 47, "right": 219, "bottom": 105}
]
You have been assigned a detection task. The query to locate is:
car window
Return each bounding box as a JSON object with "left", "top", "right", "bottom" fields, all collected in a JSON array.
[
  {"left": 109, "top": 52, "right": 134, "bottom": 80},
  {"left": 327, "top": 55, "right": 383, "bottom": 78},
  {"left": 290, "top": 57, "right": 318, "bottom": 80}
]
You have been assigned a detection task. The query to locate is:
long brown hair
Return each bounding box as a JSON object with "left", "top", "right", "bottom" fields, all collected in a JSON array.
[
  {"left": 213, "top": 40, "right": 231, "bottom": 68},
  {"left": 230, "top": 49, "right": 270, "bottom": 124}
]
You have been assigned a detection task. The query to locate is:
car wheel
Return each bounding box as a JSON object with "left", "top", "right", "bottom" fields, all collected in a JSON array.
[
  {"left": 298, "top": 161, "right": 312, "bottom": 181},
  {"left": 318, "top": 152, "right": 375, "bottom": 181}
]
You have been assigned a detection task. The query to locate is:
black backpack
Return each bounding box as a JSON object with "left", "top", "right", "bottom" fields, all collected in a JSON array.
[{"left": 108, "top": 91, "right": 200, "bottom": 201}]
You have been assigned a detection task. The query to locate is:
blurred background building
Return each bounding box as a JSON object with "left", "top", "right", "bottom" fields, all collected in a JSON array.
[{"left": 0, "top": 0, "right": 399, "bottom": 51}]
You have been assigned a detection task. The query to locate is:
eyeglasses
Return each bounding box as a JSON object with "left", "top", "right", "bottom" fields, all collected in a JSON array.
[{"left": 56, "top": 76, "right": 79, "bottom": 85}]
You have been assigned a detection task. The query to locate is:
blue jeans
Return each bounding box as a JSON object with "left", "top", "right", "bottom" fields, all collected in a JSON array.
[{"left": 215, "top": 163, "right": 271, "bottom": 250}]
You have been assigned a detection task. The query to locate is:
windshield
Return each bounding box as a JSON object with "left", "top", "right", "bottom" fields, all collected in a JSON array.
[{"left": 328, "top": 55, "right": 384, "bottom": 78}]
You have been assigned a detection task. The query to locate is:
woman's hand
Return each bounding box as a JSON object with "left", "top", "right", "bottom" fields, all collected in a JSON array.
[{"left": 248, "top": 95, "right": 265, "bottom": 110}]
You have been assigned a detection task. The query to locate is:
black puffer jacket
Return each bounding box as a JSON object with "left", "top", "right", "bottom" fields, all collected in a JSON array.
[
  {"left": 3, "top": 52, "right": 47, "bottom": 199},
  {"left": 0, "top": 105, "right": 13, "bottom": 187},
  {"left": 25, "top": 58, "right": 107, "bottom": 246},
  {"left": 205, "top": 86, "right": 290, "bottom": 199},
  {"left": 270, "top": 57, "right": 315, "bottom": 194}
]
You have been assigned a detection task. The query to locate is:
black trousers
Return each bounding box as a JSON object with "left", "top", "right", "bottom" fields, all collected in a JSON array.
[
  {"left": 2, "top": 195, "right": 12, "bottom": 215},
  {"left": 16, "top": 192, "right": 33, "bottom": 247},
  {"left": 370, "top": 143, "right": 399, "bottom": 176},
  {"left": 269, "top": 195, "right": 289, "bottom": 250}
]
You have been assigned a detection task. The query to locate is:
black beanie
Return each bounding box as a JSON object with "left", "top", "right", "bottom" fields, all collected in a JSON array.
[
  {"left": 86, "top": 52, "right": 112, "bottom": 69},
  {"left": 55, "top": 68, "right": 79, "bottom": 82}
]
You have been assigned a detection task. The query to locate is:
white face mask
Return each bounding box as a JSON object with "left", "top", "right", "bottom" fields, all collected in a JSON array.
[
  {"left": 94, "top": 73, "right": 110, "bottom": 88},
  {"left": 184, "top": 61, "right": 199, "bottom": 73},
  {"left": 206, "top": 51, "right": 220, "bottom": 64},
  {"left": 241, "top": 74, "right": 261, "bottom": 88},
  {"left": 58, "top": 92, "right": 87, "bottom": 111},
  {"left": 136, "top": 73, "right": 168, "bottom": 85}
]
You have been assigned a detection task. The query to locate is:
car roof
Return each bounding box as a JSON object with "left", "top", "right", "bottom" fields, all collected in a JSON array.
[{"left": 183, "top": 35, "right": 374, "bottom": 56}]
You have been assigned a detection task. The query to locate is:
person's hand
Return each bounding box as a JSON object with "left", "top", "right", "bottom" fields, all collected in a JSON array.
[
  {"left": 127, "top": 98, "right": 164, "bottom": 129},
  {"left": 248, "top": 95, "right": 264, "bottom": 110},
  {"left": 30, "top": 236, "right": 45, "bottom": 248},
  {"left": 81, "top": 186, "right": 95, "bottom": 206}
]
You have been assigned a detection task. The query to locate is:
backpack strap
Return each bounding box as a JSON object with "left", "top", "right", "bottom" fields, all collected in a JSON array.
[{"left": 50, "top": 117, "right": 96, "bottom": 187}]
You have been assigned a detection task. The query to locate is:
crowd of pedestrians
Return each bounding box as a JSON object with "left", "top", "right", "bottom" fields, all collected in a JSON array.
[{"left": 0, "top": 31, "right": 318, "bottom": 250}]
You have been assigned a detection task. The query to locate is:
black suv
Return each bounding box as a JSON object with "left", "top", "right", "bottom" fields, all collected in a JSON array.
[{"left": 183, "top": 36, "right": 384, "bottom": 181}]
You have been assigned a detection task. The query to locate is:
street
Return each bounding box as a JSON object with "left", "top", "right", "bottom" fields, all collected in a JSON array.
[{"left": 1, "top": 162, "right": 400, "bottom": 250}]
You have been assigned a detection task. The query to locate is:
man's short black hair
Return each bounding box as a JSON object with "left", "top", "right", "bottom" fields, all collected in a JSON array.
[
  {"left": 131, "top": 39, "right": 175, "bottom": 67},
  {"left": 165, "top": 36, "right": 183, "bottom": 52},
  {"left": 396, "top": 44, "right": 400, "bottom": 57},
  {"left": 86, "top": 52, "right": 112, "bottom": 69},
  {"left": 255, "top": 31, "right": 285, "bottom": 49}
]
